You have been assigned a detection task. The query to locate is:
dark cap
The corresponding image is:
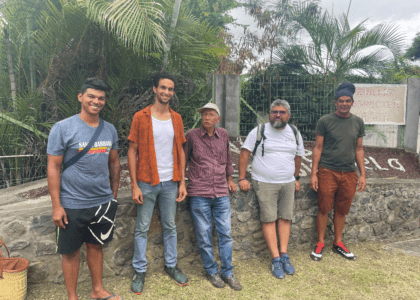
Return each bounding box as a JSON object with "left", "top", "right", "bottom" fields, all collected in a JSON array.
[{"left": 335, "top": 81, "right": 355, "bottom": 101}]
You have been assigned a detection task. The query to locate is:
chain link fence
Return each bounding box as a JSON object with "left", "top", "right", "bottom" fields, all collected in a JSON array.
[{"left": 240, "top": 74, "right": 337, "bottom": 140}]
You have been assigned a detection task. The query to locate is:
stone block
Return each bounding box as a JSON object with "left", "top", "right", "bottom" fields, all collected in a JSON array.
[
  {"left": 363, "top": 211, "right": 380, "bottom": 223},
  {"left": 28, "top": 262, "right": 49, "bottom": 284},
  {"left": 4, "top": 220, "right": 27, "bottom": 238},
  {"left": 398, "top": 207, "right": 411, "bottom": 220},
  {"left": 34, "top": 241, "right": 56, "bottom": 256},
  {"left": 231, "top": 224, "right": 248, "bottom": 238},
  {"left": 236, "top": 211, "right": 252, "bottom": 222},
  {"left": 113, "top": 242, "right": 134, "bottom": 266},
  {"left": 404, "top": 221, "right": 419, "bottom": 231},
  {"left": 247, "top": 219, "right": 261, "bottom": 232},
  {"left": 300, "top": 216, "right": 316, "bottom": 229},
  {"left": 30, "top": 215, "right": 55, "bottom": 236},
  {"left": 9, "top": 240, "right": 30, "bottom": 251},
  {"left": 358, "top": 225, "right": 371, "bottom": 241},
  {"left": 235, "top": 197, "right": 246, "bottom": 212},
  {"left": 372, "top": 223, "right": 388, "bottom": 236},
  {"left": 252, "top": 231, "right": 264, "bottom": 241},
  {"left": 387, "top": 200, "right": 399, "bottom": 210},
  {"left": 384, "top": 190, "right": 393, "bottom": 197},
  {"left": 391, "top": 220, "right": 403, "bottom": 231}
]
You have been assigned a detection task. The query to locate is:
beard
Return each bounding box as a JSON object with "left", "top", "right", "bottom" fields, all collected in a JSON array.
[
  {"left": 270, "top": 118, "right": 287, "bottom": 129},
  {"left": 157, "top": 95, "right": 171, "bottom": 105}
]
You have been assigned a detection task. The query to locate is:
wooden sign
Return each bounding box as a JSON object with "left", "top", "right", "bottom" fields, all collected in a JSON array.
[{"left": 351, "top": 84, "right": 407, "bottom": 125}]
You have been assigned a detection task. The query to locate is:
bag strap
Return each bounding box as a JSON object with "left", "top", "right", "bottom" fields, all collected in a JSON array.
[
  {"left": 0, "top": 240, "right": 10, "bottom": 279},
  {"left": 252, "top": 123, "right": 266, "bottom": 157},
  {"left": 289, "top": 124, "right": 300, "bottom": 147},
  {"left": 63, "top": 118, "right": 104, "bottom": 171}
]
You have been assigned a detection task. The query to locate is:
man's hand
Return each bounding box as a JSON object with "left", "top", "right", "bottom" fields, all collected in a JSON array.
[
  {"left": 132, "top": 185, "right": 144, "bottom": 205},
  {"left": 228, "top": 180, "right": 237, "bottom": 193},
  {"left": 295, "top": 180, "right": 301, "bottom": 193},
  {"left": 310, "top": 174, "right": 318, "bottom": 192},
  {"left": 358, "top": 175, "right": 366, "bottom": 192},
  {"left": 52, "top": 206, "right": 68, "bottom": 229},
  {"left": 239, "top": 179, "right": 251, "bottom": 192},
  {"left": 176, "top": 182, "right": 187, "bottom": 202}
]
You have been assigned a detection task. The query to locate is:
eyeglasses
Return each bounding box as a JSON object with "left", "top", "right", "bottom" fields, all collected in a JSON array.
[{"left": 271, "top": 110, "right": 288, "bottom": 116}]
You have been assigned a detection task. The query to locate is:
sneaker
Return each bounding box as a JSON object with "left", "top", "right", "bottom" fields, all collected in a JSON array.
[
  {"left": 164, "top": 265, "right": 188, "bottom": 286},
  {"left": 206, "top": 273, "right": 225, "bottom": 288},
  {"left": 271, "top": 257, "right": 285, "bottom": 279},
  {"left": 310, "top": 242, "right": 325, "bottom": 261},
  {"left": 332, "top": 242, "right": 356, "bottom": 260},
  {"left": 221, "top": 275, "right": 242, "bottom": 291},
  {"left": 280, "top": 254, "right": 295, "bottom": 275},
  {"left": 131, "top": 270, "right": 145, "bottom": 295}
]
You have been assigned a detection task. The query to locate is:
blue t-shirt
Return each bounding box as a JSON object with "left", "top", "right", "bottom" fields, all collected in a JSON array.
[{"left": 47, "top": 115, "right": 118, "bottom": 209}]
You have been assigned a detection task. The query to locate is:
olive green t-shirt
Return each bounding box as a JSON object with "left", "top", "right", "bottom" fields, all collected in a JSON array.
[{"left": 315, "top": 112, "right": 365, "bottom": 172}]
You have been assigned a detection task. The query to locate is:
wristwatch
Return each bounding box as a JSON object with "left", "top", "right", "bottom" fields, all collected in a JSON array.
[{"left": 295, "top": 176, "right": 300, "bottom": 181}]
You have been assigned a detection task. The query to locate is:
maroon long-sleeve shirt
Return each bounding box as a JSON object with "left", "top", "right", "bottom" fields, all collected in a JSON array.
[{"left": 184, "top": 127, "right": 234, "bottom": 198}]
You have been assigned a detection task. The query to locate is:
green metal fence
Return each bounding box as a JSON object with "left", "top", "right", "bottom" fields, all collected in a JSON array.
[{"left": 240, "top": 74, "right": 337, "bottom": 141}]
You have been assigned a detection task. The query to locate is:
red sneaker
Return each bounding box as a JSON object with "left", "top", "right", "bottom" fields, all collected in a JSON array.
[
  {"left": 332, "top": 242, "right": 356, "bottom": 260},
  {"left": 310, "top": 242, "right": 325, "bottom": 261}
]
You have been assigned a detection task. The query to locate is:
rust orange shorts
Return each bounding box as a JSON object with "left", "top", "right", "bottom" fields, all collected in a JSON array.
[{"left": 317, "top": 167, "right": 358, "bottom": 215}]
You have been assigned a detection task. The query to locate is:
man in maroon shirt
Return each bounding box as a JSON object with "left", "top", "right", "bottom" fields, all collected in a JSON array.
[{"left": 184, "top": 103, "right": 242, "bottom": 291}]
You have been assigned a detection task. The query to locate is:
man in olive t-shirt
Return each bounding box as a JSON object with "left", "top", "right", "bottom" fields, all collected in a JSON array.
[{"left": 310, "top": 81, "right": 366, "bottom": 261}]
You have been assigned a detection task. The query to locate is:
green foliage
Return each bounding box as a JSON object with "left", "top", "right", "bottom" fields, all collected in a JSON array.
[
  {"left": 180, "top": 0, "right": 237, "bottom": 29},
  {"left": 274, "top": 2, "right": 405, "bottom": 82},
  {"left": 405, "top": 32, "right": 420, "bottom": 61}
]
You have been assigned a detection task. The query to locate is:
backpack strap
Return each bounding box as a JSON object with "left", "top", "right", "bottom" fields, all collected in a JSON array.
[
  {"left": 289, "top": 124, "right": 300, "bottom": 147},
  {"left": 252, "top": 123, "right": 266, "bottom": 157},
  {"left": 63, "top": 118, "right": 104, "bottom": 171}
]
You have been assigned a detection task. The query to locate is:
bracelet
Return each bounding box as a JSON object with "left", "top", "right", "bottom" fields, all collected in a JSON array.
[{"left": 238, "top": 178, "right": 247, "bottom": 182}]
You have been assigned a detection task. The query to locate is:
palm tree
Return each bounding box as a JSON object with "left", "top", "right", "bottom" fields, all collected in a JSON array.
[{"left": 274, "top": 2, "right": 405, "bottom": 81}]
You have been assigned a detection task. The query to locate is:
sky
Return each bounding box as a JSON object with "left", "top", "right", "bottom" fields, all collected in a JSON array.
[{"left": 227, "top": 0, "right": 420, "bottom": 52}]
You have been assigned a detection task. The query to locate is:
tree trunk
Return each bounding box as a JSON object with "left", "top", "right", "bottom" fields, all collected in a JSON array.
[
  {"left": 162, "top": 0, "right": 182, "bottom": 69},
  {"left": 4, "top": 28, "right": 17, "bottom": 109}
]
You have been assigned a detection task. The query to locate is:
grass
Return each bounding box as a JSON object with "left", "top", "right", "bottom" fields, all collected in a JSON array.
[{"left": 26, "top": 242, "right": 420, "bottom": 300}]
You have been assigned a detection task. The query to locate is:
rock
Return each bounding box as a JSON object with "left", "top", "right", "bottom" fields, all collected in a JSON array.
[
  {"left": 384, "top": 190, "right": 393, "bottom": 197},
  {"left": 231, "top": 224, "right": 248, "bottom": 238},
  {"left": 30, "top": 215, "right": 55, "bottom": 236},
  {"left": 9, "top": 240, "right": 30, "bottom": 251},
  {"left": 235, "top": 197, "right": 246, "bottom": 212},
  {"left": 113, "top": 243, "right": 135, "bottom": 266},
  {"left": 363, "top": 211, "right": 380, "bottom": 223},
  {"left": 252, "top": 231, "right": 264, "bottom": 241},
  {"left": 391, "top": 220, "right": 403, "bottom": 232},
  {"left": 300, "top": 216, "right": 316, "bottom": 229},
  {"left": 358, "top": 225, "right": 371, "bottom": 241},
  {"left": 27, "top": 262, "right": 49, "bottom": 284},
  {"left": 4, "top": 220, "right": 27, "bottom": 238},
  {"left": 34, "top": 241, "right": 56, "bottom": 256},
  {"left": 236, "top": 211, "right": 252, "bottom": 222},
  {"left": 404, "top": 221, "right": 418, "bottom": 231},
  {"left": 387, "top": 200, "right": 399, "bottom": 210},
  {"left": 372, "top": 223, "right": 388, "bottom": 236},
  {"left": 398, "top": 207, "right": 411, "bottom": 220},
  {"left": 247, "top": 219, "right": 261, "bottom": 232}
]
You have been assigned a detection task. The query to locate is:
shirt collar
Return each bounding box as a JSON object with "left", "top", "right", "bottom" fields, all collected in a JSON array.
[{"left": 199, "top": 126, "right": 220, "bottom": 138}]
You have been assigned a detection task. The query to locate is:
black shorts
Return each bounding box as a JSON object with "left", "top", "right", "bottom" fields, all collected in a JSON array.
[{"left": 56, "top": 199, "right": 118, "bottom": 255}]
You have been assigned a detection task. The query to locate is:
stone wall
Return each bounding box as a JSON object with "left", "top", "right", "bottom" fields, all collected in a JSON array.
[{"left": 1, "top": 177, "right": 419, "bottom": 284}]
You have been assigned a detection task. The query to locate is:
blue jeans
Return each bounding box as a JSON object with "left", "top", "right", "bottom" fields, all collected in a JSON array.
[
  {"left": 133, "top": 180, "right": 178, "bottom": 272},
  {"left": 190, "top": 196, "right": 234, "bottom": 278}
]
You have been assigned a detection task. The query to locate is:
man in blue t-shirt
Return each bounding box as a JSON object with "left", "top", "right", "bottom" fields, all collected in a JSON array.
[{"left": 47, "top": 78, "right": 121, "bottom": 300}]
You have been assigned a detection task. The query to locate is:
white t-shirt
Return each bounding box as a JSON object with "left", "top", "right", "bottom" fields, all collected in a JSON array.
[
  {"left": 152, "top": 116, "right": 174, "bottom": 182},
  {"left": 242, "top": 123, "right": 305, "bottom": 183}
]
